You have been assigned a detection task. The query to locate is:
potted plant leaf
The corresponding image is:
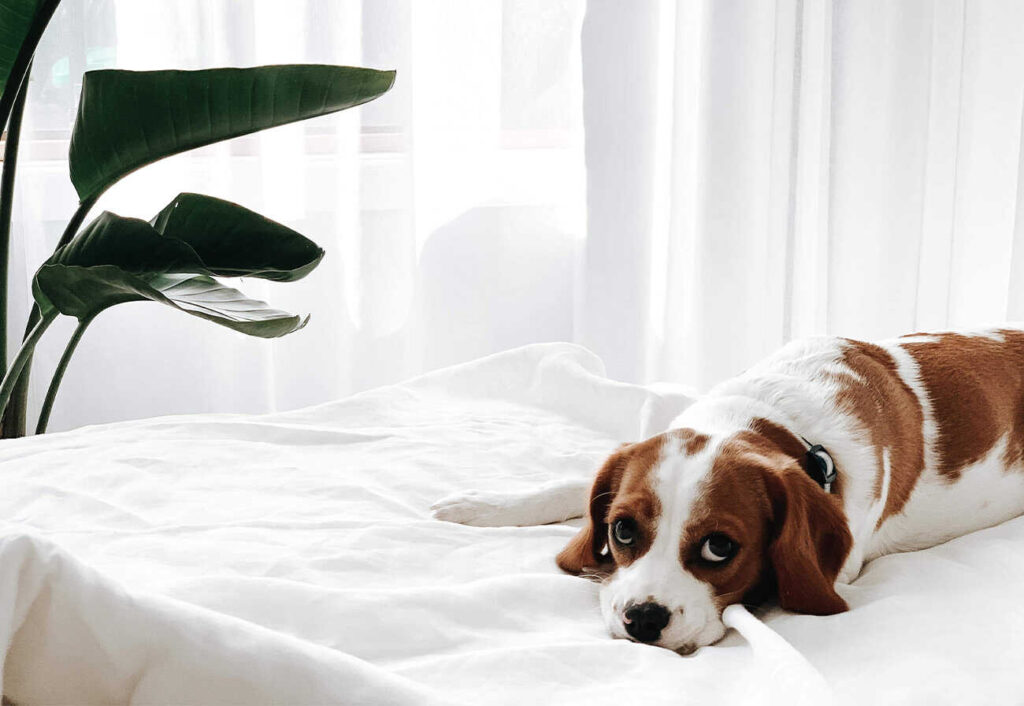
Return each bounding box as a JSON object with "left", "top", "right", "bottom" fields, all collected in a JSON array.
[{"left": 0, "top": 1, "right": 394, "bottom": 436}]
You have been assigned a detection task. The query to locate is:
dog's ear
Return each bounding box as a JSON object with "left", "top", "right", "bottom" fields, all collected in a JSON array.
[
  {"left": 762, "top": 466, "right": 852, "bottom": 614},
  {"left": 556, "top": 447, "right": 629, "bottom": 574}
]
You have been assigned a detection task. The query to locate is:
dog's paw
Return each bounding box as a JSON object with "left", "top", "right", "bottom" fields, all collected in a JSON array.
[{"left": 430, "top": 490, "right": 522, "bottom": 527}]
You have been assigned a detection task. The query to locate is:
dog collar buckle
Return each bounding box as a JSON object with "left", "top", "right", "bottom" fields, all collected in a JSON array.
[{"left": 804, "top": 443, "right": 837, "bottom": 493}]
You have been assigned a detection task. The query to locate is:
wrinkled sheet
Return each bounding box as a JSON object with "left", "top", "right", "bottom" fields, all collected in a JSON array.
[{"left": 0, "top": 343, "right": 1022, "bottom": 705}]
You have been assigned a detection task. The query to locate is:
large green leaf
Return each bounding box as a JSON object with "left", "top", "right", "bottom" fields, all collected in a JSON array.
[
  {"left": 34, "top": 266, "right": 307, "bottom": 337},
  {"left": 0, "top": 0, "right": 49, "bottom": 100},
  {"left": 48, "top": 196, "right": 324, "bottom": 281},
  {"left": 34, "top": 209, "right": 313, "bottom": 337},
  {"left": 49, "top": 210, "right": 207, "bottom": 273},
  {"left": 69, "top": 64, "right": 396, "bottom": 203},
  {"left": 150, "top": 193, "right": 323, "bottom": 282}
]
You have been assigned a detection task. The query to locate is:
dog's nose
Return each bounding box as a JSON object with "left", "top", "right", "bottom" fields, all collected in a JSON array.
[{"left": 623, "top": 602, "right": 671, "bottom": 643}]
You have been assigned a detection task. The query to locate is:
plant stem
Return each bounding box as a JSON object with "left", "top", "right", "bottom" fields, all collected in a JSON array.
[
  {"left": 35, "top": 314, "right": 91, "bottom": 434},
  {"left": 0, "top": 308, "right": 55, "bottom": 420},
  {"left": 0, "top": 0, "right": 76, "bottom": 438},
  {"left": 0, "top": 194, "right": 97, "bottom": 438},
  {"left": 0, "top": 61, "right": 32, "bottom": 375},
  {"left": 55, "top": 193, "right": 99, "bottom": 250},
  {"left": 19, "top": 195, "right": 97, "bottom": 339}
]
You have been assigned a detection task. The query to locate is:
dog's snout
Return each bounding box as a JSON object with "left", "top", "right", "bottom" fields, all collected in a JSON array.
[{"left": 623, "top": 602, "right": 671, "bottom": 643}]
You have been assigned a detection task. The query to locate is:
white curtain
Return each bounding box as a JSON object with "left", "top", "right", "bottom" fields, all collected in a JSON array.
[
  {"left": 11, "top": 0, "right": 1024, "bottom": 432},
  {"left": 11, "top": 0, "right": 585, "bottom": 431},
  {"left": 582, "top": 0, "right": 1024, "bottom": 390}
]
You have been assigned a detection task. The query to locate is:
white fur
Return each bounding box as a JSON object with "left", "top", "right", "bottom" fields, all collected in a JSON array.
[
  {"left": 598, "top": 435, "right": 726, "bottom": 652},
  {"left": 430, "top": 478, "right": 590, "bottom": 527},
  {"left": 867, "top": 435, "right": 1024, "bottom": 559}
]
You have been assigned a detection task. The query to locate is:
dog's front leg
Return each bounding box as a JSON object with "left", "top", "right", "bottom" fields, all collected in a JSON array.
[{"left": 430, "top": 478, "right": 590, "bottom": 527}]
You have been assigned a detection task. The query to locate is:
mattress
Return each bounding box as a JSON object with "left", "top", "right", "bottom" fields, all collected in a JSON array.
[{"left": 0, "top": 343, "right": 1021, "bottom": 705}]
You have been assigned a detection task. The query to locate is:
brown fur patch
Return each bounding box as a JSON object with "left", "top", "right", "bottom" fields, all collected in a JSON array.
[
  {"left": 684, "top": 428, "right": 851, "bottom": 615},
  {"left": 837, "top": 340, "right": 926, "bottom": 526},
  {"left": 556, "top": 435, "right": 666, "bottom": 573},
  {"left": 760, "top": 464, "right": 852, "bottom": 614},
  {"left": 902, "top": 330, "right": 1024, "bottom": 478},
  {"left": 673, "top": 428, "right": 710, "bottom": 456},
  {"left": 682, "top": 436, "right": 773, "bottom": 609}
]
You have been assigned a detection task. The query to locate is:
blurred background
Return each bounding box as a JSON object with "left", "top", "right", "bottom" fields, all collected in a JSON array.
[{"left": 9, "top": 0, "right": 1024, "bottom": 431}]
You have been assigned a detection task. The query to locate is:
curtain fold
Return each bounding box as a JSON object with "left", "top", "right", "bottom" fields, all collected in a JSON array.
[{"left": 584, "top": 0, "right": 1024, "bottom": 391}]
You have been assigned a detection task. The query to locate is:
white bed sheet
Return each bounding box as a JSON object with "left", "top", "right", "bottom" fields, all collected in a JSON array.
[{"left": 1, "top": 343, "right": 1022, "bottom": 705}]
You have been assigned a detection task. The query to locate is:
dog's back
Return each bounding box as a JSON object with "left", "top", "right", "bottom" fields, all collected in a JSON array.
[{"left": 870, "top": 328, "right": 1024, "bottom": 556}]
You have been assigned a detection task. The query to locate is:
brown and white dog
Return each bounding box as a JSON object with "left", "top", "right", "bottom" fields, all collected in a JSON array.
[{"left": 431, "top": 330, "right": 1024, "bottom": 654}]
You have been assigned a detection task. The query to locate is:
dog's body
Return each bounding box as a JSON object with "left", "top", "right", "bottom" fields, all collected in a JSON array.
[{"left": 433, "top": 329, "right": 1024, "bottom": 652}]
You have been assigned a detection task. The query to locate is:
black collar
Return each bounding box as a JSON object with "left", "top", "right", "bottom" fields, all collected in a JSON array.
[{"left": 800, "top": 437, "right": 837, "bottom": 493}]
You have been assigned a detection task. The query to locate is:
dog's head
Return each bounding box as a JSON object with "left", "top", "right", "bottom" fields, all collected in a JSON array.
[{"left": 557, "top": 420, "right": 852, "bottom": 653}]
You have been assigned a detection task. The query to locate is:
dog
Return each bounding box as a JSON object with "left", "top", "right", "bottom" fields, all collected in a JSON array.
[{"left": 432, "top": 330, "right": 1024, "bottom": 654}]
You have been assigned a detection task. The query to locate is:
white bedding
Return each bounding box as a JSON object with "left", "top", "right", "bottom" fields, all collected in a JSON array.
[{"left": 1, "top": 343, "right": 1022, "bottom": 705}]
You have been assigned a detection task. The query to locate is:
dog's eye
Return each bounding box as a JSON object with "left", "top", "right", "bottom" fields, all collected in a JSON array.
[
  {"left": 700, "top": 533, "right": 737, "bottom": 563},
  {"left": 612, "top": 519, "right": 637, "bottom": 546}
]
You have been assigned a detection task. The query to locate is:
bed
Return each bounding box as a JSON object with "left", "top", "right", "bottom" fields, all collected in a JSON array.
[{"left": 1, "top": 343, "right": 1021, "bottom": 705}]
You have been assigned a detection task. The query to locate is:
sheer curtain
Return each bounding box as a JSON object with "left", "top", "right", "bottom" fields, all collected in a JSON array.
[
  {"left": 583, "top": 0, "right": 1024, "bottom": 390},
  {"left": 12, "top": 1, "right": 1024, "bottom": 433},
  {"left": 11, "top": 0, "right": 585, "bottom": 431}
]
